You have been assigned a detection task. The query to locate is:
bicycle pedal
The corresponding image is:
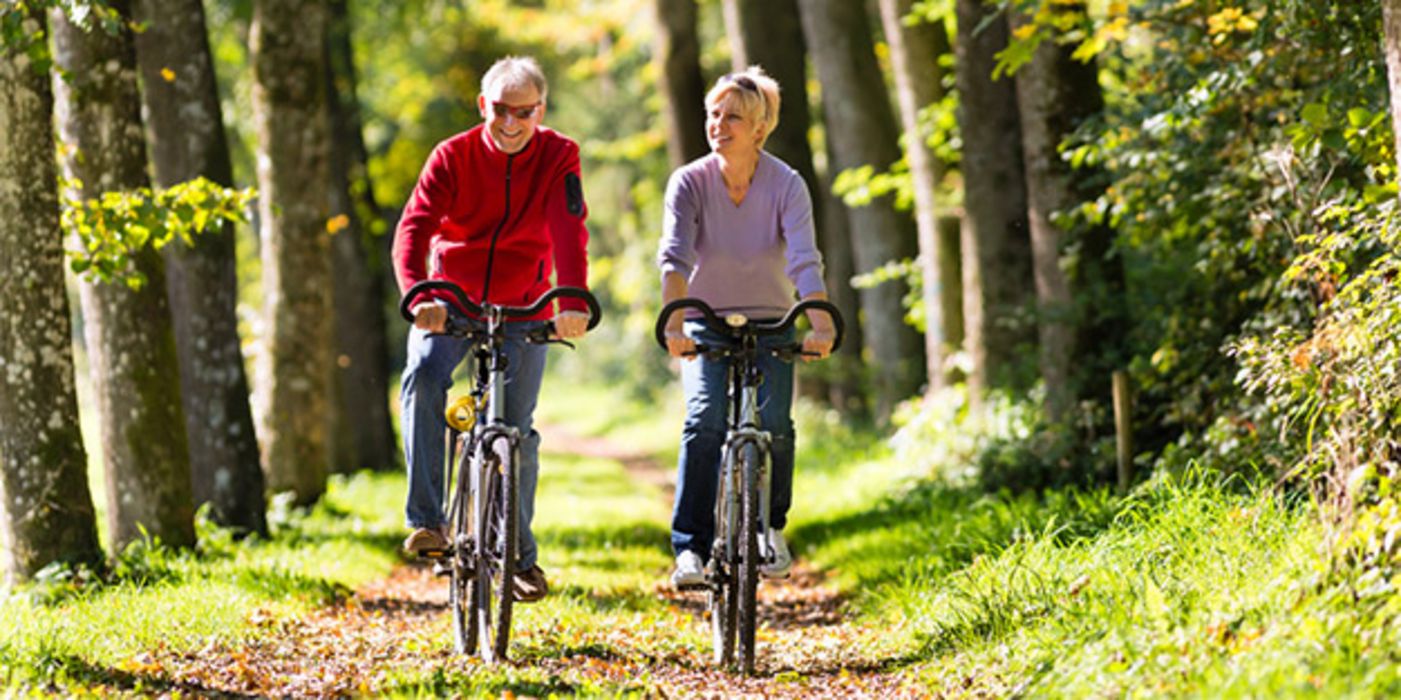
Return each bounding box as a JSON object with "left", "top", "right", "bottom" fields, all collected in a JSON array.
[
  {"left": 675, "top": 581, "right": 709, "bottom": 592},
  {"left": 416, "top": 548, "right": 449, "bottom": 559}
]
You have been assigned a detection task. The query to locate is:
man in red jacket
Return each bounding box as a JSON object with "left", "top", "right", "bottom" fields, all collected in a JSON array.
[{"left": 393, "top": 56, "right": 591, "bottom": 602}]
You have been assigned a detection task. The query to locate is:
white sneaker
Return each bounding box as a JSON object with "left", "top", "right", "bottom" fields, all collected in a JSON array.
[
  {"left": 761, "top": 528, "right": 792, "bottom": 579},
  {"left": 672, "top": 550, "right": 705, "bottom": 588}
]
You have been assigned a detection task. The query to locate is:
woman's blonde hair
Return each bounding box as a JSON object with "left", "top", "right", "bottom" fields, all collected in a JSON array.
[{"left": 705, "top": 65, "right": 780, "bottom": 148}]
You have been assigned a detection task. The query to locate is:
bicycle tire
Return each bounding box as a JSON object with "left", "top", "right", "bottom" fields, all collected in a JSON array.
[
  {"left": 450, "top": 439, "right": 477, "bottom": 654},
  {"left": 474, "top": 435, "right": 517, "bottom": 663},
  {"left": 709, "top": 457, "right": 738, "bottom": 667},
  {"left": 736, "top": 441, "right": 762, "bottom": 674}
]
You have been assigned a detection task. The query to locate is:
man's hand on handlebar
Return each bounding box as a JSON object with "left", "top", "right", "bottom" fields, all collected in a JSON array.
[
  {"left": 412, "top": 301, "right": 448, "bottom": 333},
  {"left": 552, "top": 310, "right": 590, "bottom": 340}
]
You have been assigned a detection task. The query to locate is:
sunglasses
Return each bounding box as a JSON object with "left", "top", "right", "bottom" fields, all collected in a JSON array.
[
  {"left": 490, "top": 101, "right": 541, "bottom": 120},
  {"left": 723, "top": 73, "right": 758, "bottom": 92}
]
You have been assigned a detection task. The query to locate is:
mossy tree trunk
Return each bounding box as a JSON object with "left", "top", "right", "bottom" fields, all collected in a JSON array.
[
  {"left": 251, "top": 0, "right": 332, "bottom": 505},
  {"left": 51, "top": 0, "right": 196, "bottom": 550},
  {"left": 654, "top": 0, "right": 709, "bottom": 167},
  {"left": 132, "top": 0, "right": 268, "bottom": 537},
  {"left": 326, "top": 0, "right": 397, "bottom": 475},
  {"left": 797, "top": 0, "right": 926, "bottom": 422},
  {"left": 955, "top": 0, "right": 1034, "bottom": 401},
  {"left": 0, "top": 8, "right": 104, "bottom": 583},
  {"left": 879, "top": 0, "right": 957, "bottom": 392},
  {"left": 1012, "top": 1, "right": 1125, "bottom": 426}
]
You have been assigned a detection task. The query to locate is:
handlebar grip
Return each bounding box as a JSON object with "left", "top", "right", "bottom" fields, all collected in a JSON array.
[
  {"left": 399, "top": 280, "right": 479, "bottom": 323},
  {"left": 654, "top": 298, "right": 725, "bottom": 351}
]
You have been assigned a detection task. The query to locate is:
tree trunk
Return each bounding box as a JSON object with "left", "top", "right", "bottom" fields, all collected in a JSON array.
[
  {"left": 0, "top": 9, "right": 104, "bottom": 582},
  {"left": 654, "top": 0, "right": 709, "bottom": 166},
  {"left": 879, "top": 0, "right": 954, "bottom": 393},
  {"left": 51, "top": 1, "right": 196, "bottom": 551},
  {"left": 326, "top": 0, "right": 397, "bottom": 474},
  {"left": 955, "top": 0, "right": 1034, "bottom": 400},
  {"left": 132, "top": 0, "right": 268, "bottom": 537},
  {"left": 1012, "top": 1, "right": 1123, "bottom": 424},
  {"left": 798, "top": 0, "right": 925, "bottom": 421},
  {"left": 1384, "top": 0, "right": 1401, "bottom": 177},
  {"left": 721, "top": 0, "right": 864, "bottom": 414},
  {"left": 252, "top": 0, "right": 332, "bottom": 505}
]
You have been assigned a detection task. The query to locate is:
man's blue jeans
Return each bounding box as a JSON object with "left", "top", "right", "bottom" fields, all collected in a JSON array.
[
  {"left": 672, "top": 321, "right": 795, "bottom": 559},
  {"left": 401, "top": 318, "right": 547, "bottom": 570}
]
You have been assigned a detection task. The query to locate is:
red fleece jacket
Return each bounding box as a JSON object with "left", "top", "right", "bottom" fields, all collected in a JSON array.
[{"left": 393, "top": 125, "right": 590, "bottom": 318}]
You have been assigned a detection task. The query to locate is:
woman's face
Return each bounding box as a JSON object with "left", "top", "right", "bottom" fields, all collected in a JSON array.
[{"left": 706, "top": 93, "right": 761, "bottom": 156}]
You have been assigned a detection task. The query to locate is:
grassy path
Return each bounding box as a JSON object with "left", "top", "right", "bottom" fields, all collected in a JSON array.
[{"left": 131, "top": 423, "right": 920, "bottom": 697}]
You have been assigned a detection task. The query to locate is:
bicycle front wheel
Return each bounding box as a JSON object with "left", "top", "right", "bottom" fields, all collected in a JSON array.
[
  {"left": 450, "top": 437, "right": 477, "bottom": 655},
  {"left": 736, "top": 441, "right": 763, "bottom": 674},
  {"left": 709, "top": 465, "right": 738, "bottom": 667},
  {"left": 473, "top": 435, "right": 518, "bottom": 663}
]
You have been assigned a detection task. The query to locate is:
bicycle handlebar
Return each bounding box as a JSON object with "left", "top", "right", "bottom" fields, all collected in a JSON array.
[
  {"left": 653, "top": 297, "right": 845, "bottom": 355},
  {"left": 399, "top": 280, "right": 602, "bottom": 331}
]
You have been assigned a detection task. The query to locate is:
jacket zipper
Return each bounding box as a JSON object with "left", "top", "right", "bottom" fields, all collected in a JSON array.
[{"left": 480, "top": 153, "right": 514, "bottom": 302}]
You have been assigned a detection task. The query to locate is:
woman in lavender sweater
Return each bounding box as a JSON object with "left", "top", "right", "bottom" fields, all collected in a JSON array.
[{"left": 657, "top": 66, "right": 837, "bottom": 587}]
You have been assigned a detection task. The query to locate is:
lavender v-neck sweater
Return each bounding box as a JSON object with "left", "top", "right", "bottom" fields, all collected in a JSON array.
[{"left": 657, "top": 151, "right": 826, "bottom": 318}]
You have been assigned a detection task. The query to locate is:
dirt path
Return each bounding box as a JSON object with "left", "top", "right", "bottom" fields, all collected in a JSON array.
[{"left": 143, "top": 426, "right": 924, "bottom": 698}]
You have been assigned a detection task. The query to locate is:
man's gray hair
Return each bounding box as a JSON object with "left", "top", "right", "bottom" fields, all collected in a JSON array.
[{"left": 481, "top": 56, "right": 548, "bottom": 100}]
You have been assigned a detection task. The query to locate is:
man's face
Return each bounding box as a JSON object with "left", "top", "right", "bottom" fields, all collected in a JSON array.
[{"left": 478, "top": 82, "right": 544, "bottom": 154}]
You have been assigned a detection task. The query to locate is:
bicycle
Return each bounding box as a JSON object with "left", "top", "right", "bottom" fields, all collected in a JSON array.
[
  {"left": 653, "top": 297, "right": 844, "bottom": 674},
  {"left": 399, "top": 279, "right": 601, "bottom": 663}
]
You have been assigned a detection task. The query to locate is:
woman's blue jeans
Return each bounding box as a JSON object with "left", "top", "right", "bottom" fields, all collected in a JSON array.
[
  {"left": 400, "top": 318, "right": 547, "bottom": 570},
  {"left": 672, "top": 321, "right": 795, "bottom": 559}
]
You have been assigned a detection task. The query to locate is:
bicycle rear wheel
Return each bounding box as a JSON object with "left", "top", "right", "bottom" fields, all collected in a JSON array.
[
  {"left": 472, "top": 435, "right": 518, "bottom": 663},
  {"left": 736, "top": 441, "right": 763, "bottom": 674}
]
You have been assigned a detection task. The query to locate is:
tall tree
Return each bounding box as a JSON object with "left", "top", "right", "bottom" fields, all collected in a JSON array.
[
  {"left": 878, "top": 0, "right": 956, "bottom": 392},
  {"left": 654, "top": 0, "right": 709, "bottom": 166},
  {"left": 51, "top": 1, "right": 196, "bottom": 550},
  {"left": 132, "top": 0, "right": 267, "bottom": 536},
  {"left": 797, "top": 0, "right": 925, "bottom": 420},
  {"left": 1385, "top": 0, "right": 1401, "bottom": 178},
  {"left": 251, "top": 0, "right": 332, "bottom": 505},
  {"left": 326, "top": 0, "right": 396, "bottom": 474},
  {"left": 955, "top": 0, "right": 1033, "bottom": 399},
  {"left": 1012, "top": 1, "right": 1124, "bottom": 424},
  {"left": 0, "top": 8, "right": 104, "bottom": 582},
  {"left": 721, "top": 0, "right": 865, "bottom": 414}
]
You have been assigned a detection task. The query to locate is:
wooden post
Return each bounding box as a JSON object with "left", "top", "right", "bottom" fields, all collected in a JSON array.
[{"left": 1112, "top": 370, "right": 1133, "bottom": 492}]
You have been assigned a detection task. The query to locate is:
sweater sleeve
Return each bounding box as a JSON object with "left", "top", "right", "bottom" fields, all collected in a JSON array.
[
  {"left": 779, "top": 171, "right": 826, "bottom": 297},
  {"left": 546, "top": 140, "right": 590, "bottom": 312},
  {"left": 657, "top": 166, "right": 699, "bottom": 281},
  {"left": 392, "top": 140, "right": 457, "bottom": 304}
]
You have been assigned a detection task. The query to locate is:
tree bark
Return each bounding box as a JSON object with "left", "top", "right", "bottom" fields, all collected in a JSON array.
[
  {"left": 326, "top": 0, "right": 397, "bottom": 474},
  {"left": 654, "top": 0, "right": 709, "bottom": 167},
  {"left": 1012, "top": 1, "right": 1123, "bottom": 424},
  {"left": 0, "top": 9, "right": 104, "bottom": 582},
  {"left": 133, "top": 0, "right": 267, "bottom": 537},
  {"left": 955, "top": 0, "right": 1034, "bottom": 399},
  {"left": 1384, "top": 0, "right": 1401, "bottom": 177},
  {"left": 51, "top": 1, "right": 196, "bottom": 550},
  {"left": 252, "top": 0, "right": 332, "bottom": 505},
  {"left": 879, "top": 0, "right": 954, "bottom": 392},
  {"left": 798, "top": 0, "right": 926, "bottom": 421},
  {"left": 720, "top": 0, "right": 864, "bottom": 414}
]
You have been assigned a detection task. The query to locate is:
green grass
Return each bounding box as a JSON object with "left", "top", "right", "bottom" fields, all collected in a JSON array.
[
  {"left": 0, "top": 471, "right": 404, "bottom": 692},
  {"left": 8, "top": 376, "right": 1399, "bottom": 697}
]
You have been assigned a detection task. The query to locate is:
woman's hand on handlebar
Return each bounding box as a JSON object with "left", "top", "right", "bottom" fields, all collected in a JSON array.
[
  {"left": 552, "top": 310, "right": 590, "bottom": 340},
  {"left": 664, "top": 325, "right": 696, "bottom": 359},
  {"left": 412, "top": 301, "right": 448, "bottom": 333},
  {"left": 801, "top": 329, "right": 834, "bottom": 361}
]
